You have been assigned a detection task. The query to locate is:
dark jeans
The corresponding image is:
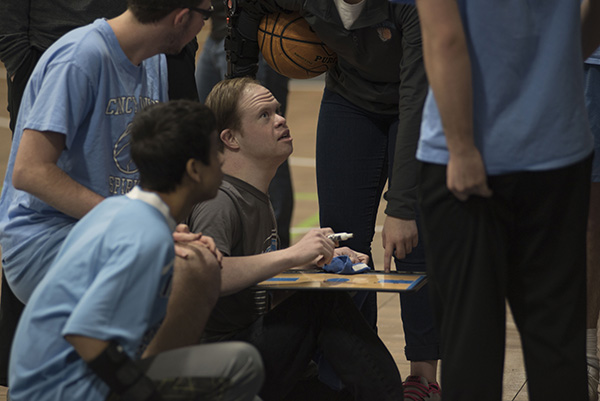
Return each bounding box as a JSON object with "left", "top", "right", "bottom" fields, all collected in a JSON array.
[
  {"left": 316, "top": 89, "right": 438, "bottom": 361},
  {"left": 0, "top": 275, "right": 24, "bottom": 386},
  {"left": 166, "top": 39, "right": 199, "bottom": 101},
  {"left": 227, "top": 291, "right": 404, "bottom": 401},
  {"left": 268, "top": 160, "right": 294, "bottom": 249},
  {"left": 419, "top": 158, "right": 592, "bottom": 401},
  {"left": 1, "top": 48, "right": 41, "bottom": 386},
  {"left": 257, "top": 63, "right": 293, "bottom": 249}
]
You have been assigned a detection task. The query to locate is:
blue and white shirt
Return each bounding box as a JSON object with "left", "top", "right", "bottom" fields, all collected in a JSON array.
[{"left": 9, "top": 187, "right": 175, "bottom": 401}]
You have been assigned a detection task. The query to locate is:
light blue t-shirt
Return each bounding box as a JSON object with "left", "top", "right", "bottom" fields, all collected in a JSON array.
[
  {"left": 9, "top": 187, "right": 176, "bottom": 401},
  {"left": 417, "top": 0, "right": 593, "bottom": 174},
  {"left": 0, "top": 19, "right": 168, "bottom": 301}
]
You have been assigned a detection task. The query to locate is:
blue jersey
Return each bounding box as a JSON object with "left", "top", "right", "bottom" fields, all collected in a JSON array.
[
  {"left": 0, "top": 19, "right": 168, "bottom": 301},
  {"left": 9, "top": 187, "right": 175, "bottom": 401},
  {"left": 416, "top": 0, "right": 593, "bottom": 174}
]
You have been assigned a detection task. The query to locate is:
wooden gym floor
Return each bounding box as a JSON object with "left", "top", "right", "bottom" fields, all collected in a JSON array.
[{"left": 0, "top": 35, "right": 538, "bottom": 398}]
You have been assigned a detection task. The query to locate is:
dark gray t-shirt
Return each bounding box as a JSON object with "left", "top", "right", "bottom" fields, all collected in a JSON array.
[{"left": 185, "top": 175, "right": 278, "bottom": 341}]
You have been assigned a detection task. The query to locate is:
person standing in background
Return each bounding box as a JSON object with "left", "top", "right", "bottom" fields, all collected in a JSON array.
[
  {"left": 415, "top": 0, "right": 600, "bottom": 399},
  {"left": 584, "top": 44, "right": 600, "bottom": 401},
  {"left": 225, "top": 2, "right": 440, "bottom": 399}
]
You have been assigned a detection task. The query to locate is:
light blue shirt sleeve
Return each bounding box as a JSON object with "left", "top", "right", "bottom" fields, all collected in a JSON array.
[{"left": 22, "top": 61, "right": 94, "bottom": 148}]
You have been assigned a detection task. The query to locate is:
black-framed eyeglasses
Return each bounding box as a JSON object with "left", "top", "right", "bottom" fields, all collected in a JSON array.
[{"left": 189, "top": 5, "right": 214, "bottom": 20}]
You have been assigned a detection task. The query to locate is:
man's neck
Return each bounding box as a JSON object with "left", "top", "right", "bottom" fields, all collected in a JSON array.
[
  {"left": 156, "top": 187, "right": 198, "bottom": 224},
  {"left": 107, "top": 11, "right": 164, "bottom": 66},
  {"left": 221, "top": 159, "right": 278, "bottom": 194}
]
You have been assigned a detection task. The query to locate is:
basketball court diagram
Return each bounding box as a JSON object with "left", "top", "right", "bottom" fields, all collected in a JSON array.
[{"left": 256, "top": 270, "right": 427, "bottom": 292}]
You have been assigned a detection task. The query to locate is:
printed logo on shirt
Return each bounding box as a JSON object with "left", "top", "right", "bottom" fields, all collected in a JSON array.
[
  {"left": 108, "top": 123, "right": 140, "bottom": 195},
  {"left": 104, "top": 96, "right": 159, "bottom": 116},
  {"left": 262, "top": 229, "right": 279, "bottom": 253},
  {"left": 113, "top": 124, "right": 138, "bottom": 174},
  {"left": 375, "top": 21, "right": 395, "bottom": 42},
  {"left": 105, "top": 96, "right": 160, "bottom": 195},
  {"left": 108, "top": 176, "right": 139, "bottom": 195}
]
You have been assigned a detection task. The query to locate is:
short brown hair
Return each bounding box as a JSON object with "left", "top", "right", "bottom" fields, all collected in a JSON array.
[
  {"left": 205, "top": 77, "right": 261, "bottom": 135},
  {"left": 127, "top": 0, "right": 202, "bottom": 23},
  {"left": 130, "top": 100, "right": 217, "bottom": 192}
]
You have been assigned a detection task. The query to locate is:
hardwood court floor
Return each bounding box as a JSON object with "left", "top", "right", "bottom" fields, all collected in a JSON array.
[{"left": 0, "top": 68, "right": 534, "bottom": 400}]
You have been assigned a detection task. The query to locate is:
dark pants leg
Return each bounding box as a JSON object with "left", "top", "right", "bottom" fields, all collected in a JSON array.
[
  {"left": 268, "top": 160, "right": 294, "bottom": 249},
  {"left": 166, "top": 38, "right": 199, "bottom": 101},
  {"left": 1, "top": 48, "right": 41, "bottom": 387},
  {"left": 419, "top": 159, "right": 591, "bottom": 401},
  {"left": 231, "top": 291, "right": 404, "bottom": 401},
  {"left": 506, "top": 160, "right": 590, "bottom": 401},
  {"left": 7, "top": 49, "right": 41, "bottom": 135},
  {"left": 316, "top": 89, "right": 438, "bottom": 360},
  {"left": 257, "top": 61, "right": 294, "bottom": 249},
  {"left": 0, "top": 275, "right": 24, "bottom": 386}
]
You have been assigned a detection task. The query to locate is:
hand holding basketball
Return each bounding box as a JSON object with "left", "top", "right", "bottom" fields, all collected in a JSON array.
[{"left": 258, "top": 12, "right": 337, "bottom": 79}]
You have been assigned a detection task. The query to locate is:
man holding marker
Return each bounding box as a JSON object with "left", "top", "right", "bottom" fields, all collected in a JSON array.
[{"left": 182, "top": 78, "right": 406, "bottom": 401}]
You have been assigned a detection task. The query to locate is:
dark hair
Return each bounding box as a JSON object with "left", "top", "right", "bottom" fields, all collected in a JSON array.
[
  {"left": 130, "top": 100, "right": 217, "bottom": 193},
  {"left": 205, "top": 77, "right": 261, "bottom": 134},
  {"left": 127, "top": 0, "right": 202, "bottom": 23}
]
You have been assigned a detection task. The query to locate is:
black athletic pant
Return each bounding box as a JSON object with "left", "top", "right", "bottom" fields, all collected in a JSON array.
[
  {"left": 225, "top": 291, "right": 404, "bottom": 401},
  {"left": 0, "top": 48, "right": 41, "bottom": 386},
  {"left": 419, "top": 158, "right": 592, "bottom": 401}
]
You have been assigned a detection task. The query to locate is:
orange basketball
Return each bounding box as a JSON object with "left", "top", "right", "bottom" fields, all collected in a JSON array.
[{"left": 257, "top": 12, "right": 337, "bottom": 79}]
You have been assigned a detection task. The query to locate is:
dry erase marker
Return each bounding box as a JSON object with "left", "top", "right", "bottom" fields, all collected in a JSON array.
[{"left": 327, "top": 232, "right": 354, "bottom": 242}]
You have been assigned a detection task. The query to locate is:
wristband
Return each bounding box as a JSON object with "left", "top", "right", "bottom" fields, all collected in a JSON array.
[{"left": 87, "top": 341, "right": 163, "bottom": 401}]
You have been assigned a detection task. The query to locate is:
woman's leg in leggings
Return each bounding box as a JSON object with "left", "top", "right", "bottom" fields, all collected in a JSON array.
[
  {"left": 317, "top": 89, "right": 439, "bottom": 383},
  {"left": 316, "top": 89, "right": 393, "bottom": 323}
]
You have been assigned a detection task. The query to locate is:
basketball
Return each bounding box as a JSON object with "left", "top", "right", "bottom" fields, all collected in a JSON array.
[{"left": 257, "top": 12, "right": 337, "bottom": 79}]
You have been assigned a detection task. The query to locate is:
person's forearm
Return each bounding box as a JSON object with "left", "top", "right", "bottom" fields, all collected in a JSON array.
[
  {"left": 144, "top": 246, "right": 221, "bottom": 357},
  {"left": 581, "top": 0, "right": 600, "bottom": 59},
  {"left": 417, "top": 0, "right": 474, "bottom": 156},
  {"left": 13, "top": 130, "right": 104, "bottom": 219},
  {"left": 13, "top": 163, "right": 104, "bottom": 219},
  {"left": 387, "top": 5, "right": 428, "bottom": 218},
  {"left": 219, "top": 227, "right": 335, "bottom": 294},
  {"left": 225, "top": 0, "right": 299, "bottom": 78},
  {"left": 64, "top": 335, "right": 109, "bottom": 362},
  {"left": 220, "top": 250, "right": 298, "bottom": 295}
]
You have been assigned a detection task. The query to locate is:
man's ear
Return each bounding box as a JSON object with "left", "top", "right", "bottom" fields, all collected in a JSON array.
[
  {"left": 185, "top": 159, "right": 203, "bottom": 184},
  {"left": 172, "top": 8, "right": 191, "bottom": 27},
  {"left": 220, "top": 129, "right": 240, "bottom": 150}
]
